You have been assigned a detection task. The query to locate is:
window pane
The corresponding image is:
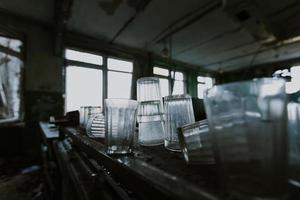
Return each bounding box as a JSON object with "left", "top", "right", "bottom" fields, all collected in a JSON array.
[
  {"left": 65, "top": 49, "right": 103, "bottom": 65},
  {"left": 173, "top": 71, "right": 184, "bottom": 80},
  {"left": 0, "top": 36, "right": 22, "bottom": 52},
  {"left": 66, "top": 66, "right": 103, "bottom": 112},
  {"left": 288, "top": 66, "right": 300, "bottom": 93},
  {"left": 154, "top": 67, "right": 169, "bottom": 76},
  {"left": 197, "top": 83, "right": 207, "bottom": 99},
  {"left": 291, "top": 66, "right": 300, "bottom": 78},
  {"left": 108, "top": 71, "right": 132, "bottom": 98},
  {"left": 205, "top": 77, "right": 213, "bottom": 88},
  {"left": 159, "top": 78, "right": 169, "bottom": 97},
  {"left": 197, "top": 76, "right": 205, "bottom": 83},
  {"left": 172, "top": 80, "right": 184, "bottom": 95},
  {"left": 108, "top": 58, "right": 133, "bottom": 72}
]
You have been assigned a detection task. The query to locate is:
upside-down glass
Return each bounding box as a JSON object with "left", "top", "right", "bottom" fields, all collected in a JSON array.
[
  {"left": 80, "top": 106, "right": 102, "bottom": 128},
  {"left": 164, "top": 94, "right": 195, "bottom": 151},
  {"left": 204, "top": 78, "right": 288, "bottom": 198},
  {"left": 288, "top": 91, "right": 300, "bottom": 185},
  {"left": 137, "top": 77, "right": 162, "bottom": 102},
  {"left": 105, "top": 99, "right": 138, "bottom": 154},
  {"left": 178, "top": 120, "right": 215, "bottom": 165},
  {"left": 86, "top": 113, "right": 105, "bottom": 138},
  {"left": 137, "top": 77, "right": 165, "bottom": 146}
]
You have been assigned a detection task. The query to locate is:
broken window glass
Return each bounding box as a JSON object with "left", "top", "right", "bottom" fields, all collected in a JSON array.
[{"left": 0, "top": 51, "right": 23, "bottom": 123}]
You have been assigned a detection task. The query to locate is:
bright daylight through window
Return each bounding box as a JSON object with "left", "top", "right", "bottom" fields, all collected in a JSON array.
[
  {"left": 65, "top": 49, "right": 103, "bottom": 112},
  {"left": 0, "top": 35, "right": 23, "bottom": 124},
  {"left": 153, "top": 66, "right": 186, "bottom": 97},
  {"left": 273, "top": 66, "right": 300, "bottom": 94},
  {"left": 197, "top": 76, "right": 213, "bottom": 99},
  {"left": 107, "top": 58, "right": 133, "bottom": 99},
  {"left": 65, "top": 49, "right": 133, "bottom": 112}
]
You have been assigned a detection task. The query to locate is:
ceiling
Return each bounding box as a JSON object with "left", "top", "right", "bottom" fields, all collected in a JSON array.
[{"left": 1, "top": 0, "right": 300, "bottom": 72}]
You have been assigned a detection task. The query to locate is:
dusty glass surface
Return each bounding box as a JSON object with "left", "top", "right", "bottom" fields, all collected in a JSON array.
[{"left": 204, "top": 78, "right": 288, "bottom": 198}]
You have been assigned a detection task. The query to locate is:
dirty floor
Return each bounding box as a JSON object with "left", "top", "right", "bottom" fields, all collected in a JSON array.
[{"left": 0, "top": 157, "right": 42, "bottom": 200}]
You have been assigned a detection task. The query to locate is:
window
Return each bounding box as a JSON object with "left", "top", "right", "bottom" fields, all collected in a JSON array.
[
  {"left": 65, "top": 49, "right": 103, "bottom": 112},
  {"left": 172, "top": 71, "right": 185, "bottom": 95},
  {"left": 0, "top": 35, "right": 23, "bottom": 124},
  {"left": 273, "top": 66, "right": 300, "bottom": 94},
  {"left": 64, "top": 49, "right": 134, "bottom": 112},
  {"left": 197, "top": 76, "right": 213, "bottom": 99},
  {"left": 65, "top": 49, "right": 103, "bottom": 65},
  {"left": 153, "top": 66, "right": 186, "bottom": 97},
  {"left": 153, "top": 66, "right": 170, "bottom": 97},
  {"left": 107, "top": 58, "right": 133, "bottom": 98}
]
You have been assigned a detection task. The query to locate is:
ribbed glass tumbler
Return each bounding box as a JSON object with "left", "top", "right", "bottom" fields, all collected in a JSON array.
[
  {"left": 164, "top": 94, "right": 195, "bottom": 151},
  {"left": 86, "top": 113, "right": 105, "bottom": 138},
  {"left": 204, "top": 78, "right": 288, "bottom": 199},
  {"left": 178, "top": 120, "right": 215, "bottom": 165},
  {"left": 137, "top": 77, "right": 165, "bottom": 146},
  {"left": 105, "top": 99, "right": 138, "bottom": 154},
  {"left": 79, "top": 106, "right": 102, "bottom": 128}
]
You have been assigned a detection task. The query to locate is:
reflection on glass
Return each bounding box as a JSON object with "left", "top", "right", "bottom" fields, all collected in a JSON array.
[
  {"left": 66, "top": 66, "right": 103, "bottom": 112},
  {"left": 172, "top": 80, "right": 184, "bottom": 95},
  {"left": 159, "top": 78, "right": 169, "bottom": 97},
  {"left": 108, "top": 58, "right": 133, "bottom": 72},
  {"left": 108, "top": 71, "right": 132, "bottom": 98},
  {"left": 65, "top": 49, "right": 103, "bottom": 65}
]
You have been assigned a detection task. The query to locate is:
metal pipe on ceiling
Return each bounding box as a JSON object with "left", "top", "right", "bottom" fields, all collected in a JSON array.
[
  {"left": 110, "top": 0, "right": 152, "bottom": 44},
  {"left": 154, "top": 0, "right": 222, "bottom": 45}
]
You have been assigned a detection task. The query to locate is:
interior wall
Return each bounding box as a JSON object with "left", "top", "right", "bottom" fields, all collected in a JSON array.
[{"left": 0, "top": 12, "right": 63, "bottom": 158}]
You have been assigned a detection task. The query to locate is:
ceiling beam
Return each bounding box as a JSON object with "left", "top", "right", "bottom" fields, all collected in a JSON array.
[
  {"left": 110, "top": 0, "right": 152, "bottom": 43},
  {"left": 154, "top": 0, "right": 222, "bottom": 45}
]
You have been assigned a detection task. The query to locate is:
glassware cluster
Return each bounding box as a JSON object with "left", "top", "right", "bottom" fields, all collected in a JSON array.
[{"left": 78, "top": 77, "right": 298, "bottom": 199}]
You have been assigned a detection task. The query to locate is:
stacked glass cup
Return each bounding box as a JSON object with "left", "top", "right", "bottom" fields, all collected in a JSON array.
[{"left": 136, "top": 77, "right": 165, "bottom": 146}]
